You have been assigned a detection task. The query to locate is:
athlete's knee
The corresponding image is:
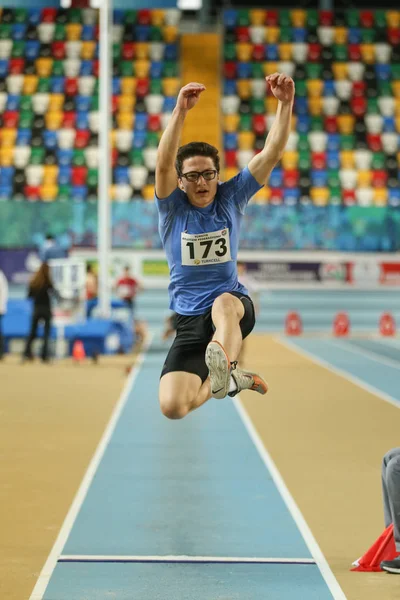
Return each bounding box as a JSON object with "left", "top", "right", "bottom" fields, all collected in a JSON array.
[
  {"left": 213, "top": 293, "right": 241, "bottom": 319},
  {"left": 159, "top": 390, "right": 190, "bottom": 420}
]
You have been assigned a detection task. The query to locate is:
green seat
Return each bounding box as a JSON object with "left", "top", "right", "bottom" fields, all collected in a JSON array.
[
  {"left": 37, "top": 78, "right": 50, "bottom": 92},
  {"left": 150, "top": 79, "right": 162, "bottom": 94},
  {"left": 150, "top": 26, "right": 163, "bottom": 41},
  {"left": 239, "top": 114, "right": 252, "bottom": 131},
  {"left": 375, "top": 10, "right": 387, "bottom": 28},
  {"left": 251, "top": 62, "right": 264, "bottom": 79},
  {"left": 73, "top": 149, "right": 86, "bottom": 166},
  {"left": 30, "top": 147, "right": 45, "bottom": 164},
  {"left": 345, "top": 9, "right": 359, "bottom": 27},
  {"left": 329, "top": 186, "right": 342, "bottom": 204},
  {"left": 162, "top": 61, "right": 178, "bottom": 77},
  {"left": 295, "top": 81, "right": 307, "bottom": 97},
  {"left": 333, "top": 45, "right": 347, "bottom": 61},
  {"left": 19, "top": 110, "right": 34, "bottom": 129},
  {"left": 310, "top": 116, "right": 323, "bottom": 131},
  {"left": 12, "top": 41, "right": 25, "bottom": 58},
  {"left": 20, "top": 95, "right": 32, "bottom": 111},
  {"left": 297, "top": 133, "right": 309, "bottom": 151},
  {"left": 0, "top": 24, "right": 11, "bottom": 39},
  {"left": 298, "top": 150, "right": 311, "bottom": 170},
  {"left": 58, "top": 184, "right": 71, "bottom": 201},
  {"left": 306, "top": 63, "right": 322, "bottom": 79},
  {"left": 68, "top": 8, "right": 82, "bottom": 23},
  {"left": 327, "top": 169, "right": 340, "bottom": 187},
  {"left": 113, "top": 43, "right": 121, "bottom": 60},
  {"left": 279, "top": 10, "right": 291, "bottom": 26},
  {"left": 306, "top": 10, "right": 318, "bottom": 28},
  {"left": 367, "top": 98, "right": 379, "bottom": 114},
  {"left": 120, "top": 61, "right": 134, "bottom": 76},
  {"left": 250, "top": 98, "right": 264, "bottom": 114},
  {"left": 237, "top": 9, "right": 250, "bottom": 26},
  {"left": 52, "top": 60, "right": 64, "bottom": 76},
  {"left": 124, "top": 10, "right": 137, "bottom": 25},
  {"left": 391, "top": 63, "right": 400, "bottom": 80},
  {"left": 87, "top": 169, "right": 98, "bottom": 187},
  {"left": 279, "top": 27, "right": 292, "bottom": 43},
  {"left": 361, "top": 29, "right": 375, "bottom": 43},
  {"left": 372, "top": 152, "right": 385, "bottom": 169},
  {"left": 224, "top": 43, "right": 236, "bottom": 61},
  {"left": 14, "top": 8, "right": 28, "bottom": 23},
  {"left": 130, "top": 149, "right": 144, "bottom": 165},
  {"left": 378, "top": 81, "right": 392, "bottom": 96},
  {"left": 90, "top": 95, "right": 99, "bottom": 110},
  {"left": 146, "top": 132, "right": 159, "bottom": 147},
  {"left": 340, "top": 135, "right": 355, "bottom": 150},
  {"left": 54, "top": 24, "right": 66, "bottom": 41},
  {"left": 93, "top": 79, "right": 99, "bottom": 95}
]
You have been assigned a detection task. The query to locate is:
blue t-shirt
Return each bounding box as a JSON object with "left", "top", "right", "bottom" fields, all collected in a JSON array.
[{"left": 155, "top": 167, "right": 262, "bottom": 316}]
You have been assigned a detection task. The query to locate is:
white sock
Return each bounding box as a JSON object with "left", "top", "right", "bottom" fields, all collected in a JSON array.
[{"left": 229, "top": 375, "right": 237, "bottom": 393}]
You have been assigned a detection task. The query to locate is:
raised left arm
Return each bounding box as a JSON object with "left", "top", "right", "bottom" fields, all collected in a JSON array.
[{"left": 248, "top": 73, "right": 295, "bottom": 186}]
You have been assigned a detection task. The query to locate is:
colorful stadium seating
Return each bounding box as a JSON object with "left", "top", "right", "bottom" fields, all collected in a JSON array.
[
  {"left": 0, "top": 7, "right": 180, "bottom": 201},
  {"left": 222, "top": 9, "right": 400, "bottom": 206}
]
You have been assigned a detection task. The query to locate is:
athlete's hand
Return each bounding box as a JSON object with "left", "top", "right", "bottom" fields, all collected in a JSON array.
[
  {"left": 266, "top": 73, "right": 295, "bottom": 104},
  {"left": 176, "top": 82, "right": 206, "bottom": 111}
]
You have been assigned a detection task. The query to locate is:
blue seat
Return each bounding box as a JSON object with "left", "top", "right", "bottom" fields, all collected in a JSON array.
[
  {"left": 388, "top": 188, "right": 400, "bottom": 206},
  {"left": 135, "top": 25, "right": 150, "bottom": 41},
  {"left": 223, "top": 9, "right": 238, "bottom": 27},
  {"left": 57, "top": 149, "right": 74, "bottom": 166},
  {"left": 16, "top": 129, "right": 32, "bottom": 145},
  {"left": 12, "top": 24, "right": 27, "bottom": 41},
  {"left": 114, "top": 166, "right": 129, "bottom": 184},
  {"left": 76, "top": 111, "right": 89, "bottom": 129},
  {"left": 75, "top": 95, "right": 91, "bottom": 112},
  {"left": 296, "top": 115, "right": 310, "bottom": 133},
  {"left": 50, "top": 77, "right": 65, "bottom": 93},
  {"left": 327, "top": 134, "right": 340, "bottom": 151},
  {"left": 0, "top": 60, "right": 9, "bottom": 77},
  {"left": 82, "top": 25, "right": 95, "bottom": 41},
  {"left": 94, "top": 43, "right": 99, "bottom": 59},
  {"left": 163, "top": 96, "right": 176, "bottom": 112},
  {"left": 6, "top": 94, "right": 20, "bottom": 111},
  {"left": 25, "top": 40, "right": 40, "bottom": 60},
  {"left": 150, "top": 61, "right": 163, "bottom": 78},
  {"left": 265, "top": 44, "right": 279, "bottom": 61},
  {"left": 326, "top": 151, "right": 340, "bottom": 169},
  {"left": 134, "top": 113, "right": 148, "bottom": 131},
  {"left": 0, "top": 184, "right": 12, "bottom": 198},
  {"left": 43, "top": 130, "right": 58, "bottom": 149},
  {"left": 27, "top": 9, "right": 41, "bottom": 25},
  {"left": 80, "top": 60, "right": 93, "bottom": 76},
  {"left": 311, "top": 169, "right": 327, "bottom": 187},
  {"left": 71, "top": 185, "right": 88, "bottom": 201},
  {"left": 237, "top": 62, "right": 252, "bottom": 79},
  {"left": 283, "top": 188, "right": 300, "bottom": 204},
  {"left": 164, "top": 43, "right": 178, "bottom": 61},
  {"left": 383, "top": 117, "right": 396, "bottom": 132},
  {"left": 224, "top": 80, "right": 236, "bottom": 95},
  {"left": 348, "top": 27, "right": 361, "bottom": 44},
  {"left": 375, "top": 64, "right": 391, "bottom": 81},
  {"left": 112, "top": 77, "right": 121, "bottom": 95},
  {"left": 323, "top": 81, "right": 335, "bottom": 96},
  {"left": 293, "top": 28, "right": 306, "bottom": 42},
  {"left": 58, "top": 165, "right": 72, "bottom": 185},
  {"left": 113, "top": 10, "right": 125, "bottom": 24},
  {"left": 295, "top": 97, "right": 308, "bottom": 115},
  {"left": 269, "top": 168, "right": 283, "bottom": 187},
  {"left": 132, "top": 130, "right": 146, "bottom": 149},
  {"left": 223, "top": 132, "right": 238, "bottom": 150},
  {"left": 0, "top": 166, "right": 15, "bottom": 185}
]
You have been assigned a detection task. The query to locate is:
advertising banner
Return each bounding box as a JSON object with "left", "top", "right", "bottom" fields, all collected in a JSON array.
[
  {"left": 0, "top": 249, "right": 40, "bottom": 285},
  {"left": 244, "top": 261, "right": 348, "bottom": 285}
]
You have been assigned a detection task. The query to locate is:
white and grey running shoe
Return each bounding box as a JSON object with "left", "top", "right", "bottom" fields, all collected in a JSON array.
[
  {"left": 228, "top": 365, "right": 268, "bottom": 397},
  {"left": 205, "top": 340, "right": 231, "bottom": 399}
]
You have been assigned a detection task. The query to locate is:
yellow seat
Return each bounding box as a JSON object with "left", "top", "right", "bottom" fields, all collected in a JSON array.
[
  {"left": 253, "top": 186, "right": 270, "bottom": 203},
  {"left": 81, "top": 41, "right": 95, "bottom": 60},
  {"left": 340, "top": 151, "right": 355, "bottom": 169},
  {"left": 135, "top": 42, "right": 149, "bottom": 59},
  {"left": 66, "top": 24, "right": 82, "bottom": 41},
  {"left": 116, "top": 112, "right": 134, "bottom": 130},
  {"left": 35, "top": 58, "right": 53, "bottom": 77},
  {"left": 120, "top": 77, "right": 137, "bottom": 95},
  {"left": 278, "top": 43, "right": 292, "bottom": 61},
  {"left": 263, "top": 61, "right": 278, "bottom": 76},
  {"left": 337, "top": 114, "right": 355, "bottom": 134},
  {"left": 134, "top": 59, "right": 150, "bottom": 78},
  {"left": 395, "top": 98, "right": 400, "bottom": 116},
  {"left": 48, "top": 93, "right": 65, "bottom": 111},
  {"left": 1, "top": 128, "right": 17, "bottom": 148},
  {"left": 308, "top": 97, "right": 323, "bottom": 116},
  {"left": 40, "top": 184, "right": 58, "bottom": 201},
  {"left": 162, "top": 77, "right": 179, "bottom": 97},
  {"left": 311, "top": 187, "right": 329, "bottom": 206},
  {"left": 250, "top": 9, "right": 266, "bottom": 25},
  {"left": 291, "top": 9, "right": 306, "bottom": 27},
  {"left": 45, "top": 111, "right": 63, "bottom": 130},
  {"left": 142, "top": 184, "right": 155, "bottom": 200},
  {"left": 224, "top": 167, "right": 239, "bottom": 181},
  {"left": 223, "top": 114, "right": 240, "bottom": 133},
  {"left": 236, "top": 43, "right": 252, "bottom": 62},
  {"left": 334, "top": 27, "right": 347, "bottom": 44},
  {"left": 0, "top": 147, "right": 14, "bottom": 166},
  {"left": 396, "top": 116, "right": 400, "bottom": 133},
  {"left": 393, "top": 82, "right": 400, "bottom": 98},
  {"left": 360, "top": 44, "right": 375, "bottom": 64},
  {"left": 109, "top": 184, "right": 116, "bottom": 201},
  {"left": 357, "top": 170, "right": 372, "bottom": 186},
  {"left": 265, "top": 27, "right": 280, "bottom": 44},
  {"left": 238, "top": 131, "right": 255, "bottom": 150},
  {"left": 109, "top": 130, "right": 116, "bottom": 148},
  {"left": 307, "top": 79, "right": 323, "bottom": 97},
  {"left": 281, "top": 151, "right": 299, "bottom": 169},
  {"left": 332, "top": 62, "right": 348, "bottom": 79},
  {"left": 374, "top": 188, "right": 388, "bottom": 206},
  {"left": 265, "top": 96, "right": 278, "bottom": 113},
  {"left": 163, "top": 25, "right": 178, "bottom": 43},
  {"left": 43, "top": 165, "right": 58, "bottom": 185},
  {"left": 117, "top": 95, "right": 136, "bottom": 113},
  {"left": 236, "top": 80, "right": 251, "bottom": 100},
  {"left": 151, "top": 10, "right": 165, "bottom": 26},
  {"left": 291, "top": 115, "right": 297, "bottom": 131},
  {"left": 23, "top": 75, "right": 38, "bottom": 95},
  {"left": 387, "top": 11, "right": 400, "bottom": 27}
]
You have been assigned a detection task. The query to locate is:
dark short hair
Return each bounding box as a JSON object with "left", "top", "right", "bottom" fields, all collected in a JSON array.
[{"left": 175, "top": 142, "right": 220, "bottom": 176}]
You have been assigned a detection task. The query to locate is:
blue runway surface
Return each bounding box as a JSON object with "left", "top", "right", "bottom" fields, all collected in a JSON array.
[{"left": 36, "top": 343, "right": 341, "bottom": 600}]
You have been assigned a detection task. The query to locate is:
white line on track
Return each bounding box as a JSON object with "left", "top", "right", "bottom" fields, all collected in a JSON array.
[
  {"left": 233, "top": 396, "right": 348, "bottom": 600},
  {"left": 29, "top": 335, "right": 153, "bottom": 600},
  {"left": 329, "top": 338, "right": 400, "bottom": 370},
  {"left": 58, "top": 555, "right": 316, "bottom": 564}
]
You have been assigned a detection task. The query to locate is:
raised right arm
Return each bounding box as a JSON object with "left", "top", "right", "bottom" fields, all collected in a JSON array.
[{"left": 155, "top": 82, "right": 206, "bottom": 199}]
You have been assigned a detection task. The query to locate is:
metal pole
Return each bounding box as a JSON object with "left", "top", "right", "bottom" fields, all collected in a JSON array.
[{"left": 98, "top": 0, "right": 112, "bottom": 318}]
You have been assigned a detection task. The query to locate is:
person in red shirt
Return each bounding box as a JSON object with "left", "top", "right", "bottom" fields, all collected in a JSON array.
[{"left": 116, "top": 266, "right": 142, "bottom": 312}]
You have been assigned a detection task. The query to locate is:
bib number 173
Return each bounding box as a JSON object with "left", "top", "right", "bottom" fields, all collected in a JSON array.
[{"left": 181, "top": 229, "right": 232, "bottom": 266}]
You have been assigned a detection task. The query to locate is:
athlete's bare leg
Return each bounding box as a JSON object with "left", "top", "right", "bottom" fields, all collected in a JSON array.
[
  {"left": 159, "top": 371, "right": 211, "bottom": 419},
  {"left": 211, "top": 293, "right": 244, "bottom": 361}
]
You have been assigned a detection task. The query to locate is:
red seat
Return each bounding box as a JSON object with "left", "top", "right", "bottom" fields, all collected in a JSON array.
[
  {"left": 252, "top": 44, "right": 265, "bottom": 61},
  {"left": 311, "top": 152, "right": 327, "bottom": 169},
  {"left": 270, "top": 187, "right": 283, "bottom": 203},
  {"left": 136, "top": 78, "right": 149, "bottom": 97},
  {"left": 24, "top": 185, "right": 40, "bottom": 199},
  {"left": 72, "top": 166, "right": 88, "bottom": 186},
  {"left": 224, "top": 61, "right": 237, "bottom": 79},
  {"left": 283, "top": 169, "right": 299, "bottom": 188},
  {"left": 65, "top": 78, "right": 78, "bottom": 96},
  {"left": 137, "top": 9, "right": 151, "bottom": 25},
  {"left": 148, "top": 114, "right": 161, "bottom": 132},
  {"left": 372, "top": 170, "right": 388, "bottom": 187},
  {"left": 9, "top": 58, "right": 25, "bottom": 74},
  {"left": 112, "top": 148, "right": 118, "bottom": 167},
  {"left": 348, "top": 44, "right": 361, "bottom": 61},
  {"left": 3, "top": 111, "right": 19, "bottom": 128},
  {"left": 225, "top": 150, "right": 237, "bottom": 167},
  {"left": 94, "top": 25, "right": 99, "bottom": 40},
  {"left": 360, "top": 11, "right": 374, "bottom": 28},
  {"left": 52, "top": 42, "right": 66, "bottom": 59},
  {"left": 319, "top": 10, "right": 334, "bottom": 25},
  {"left": 122, "top": 43, "right": 135, "bottom": 60},
  {"left": 266, "top": 10, "right": 278, "bottom": 26},
  {"left": 388, "top": 28, "right": 400, "bottom": 45},
  {"left": 112, "top": 95, "right": 118, "bottom": 113},
  {"left": 350, "top": 96, "right": 366, "bottom": 117},
  {"left": 41, "top": 8, "right": 57, "bottom": 22},
  {"left": 324, "top": 116, "right": 338, "bottom": 133},
  {"left": 308, "top": 43, "right": 322, "bottom": 62},
  {"left": 252, "top": 115, "right": 266, "bottom": 135},
  {"left": 367, "top": 134, "right": 382, "bottom": 152},
  {"left": 235, "top": 27, "right": 250, "bottom": 43},
  {"left": 93, "top": 60, "right": 99, "bottom": 77},
  {"left": 352, "top": 81, "right": 366, "bottom": 97},
  {"left": 75, "top": 130, "right": 90, "bottom": 148},
  {"left": 62, "top": 111, "right": 76, "bottom": 128},
  {"left": 343, "top": 189, "right": 356, "bottom": 206}
]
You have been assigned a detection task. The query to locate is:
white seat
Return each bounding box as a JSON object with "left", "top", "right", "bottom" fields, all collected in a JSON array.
[
  {"left": 32, "top": 93, "right": 50, "bottom": 114},
  {"left": 144, "top": 94, "right": 164, "bottom": 115},
  {"left": 57, "top": 128, "right": 76, "bottom": 149},
  {"left": 378, "top": 96, "right": 395, "bottom": 117},
  {"left": 347, "top": 62, "right": 365, "bottom": 82},
  {"left": 334, "top": 79, "right": 352, "bottom": 100},
  {"left": 115, "top": 130, "right": 133, "bottom": 152},
  {"left": 82, "top": 8, "right": 98, "bottom": 25},
  {"left": 292, "top": 43, "right": 308, "bottom": 63},
  {"left": 382, "top": 132, "right": 398, "bottom": 154},
  {"left": 322, "top": 96, "right": 339, "bottom": 116},
  {"left": 250, "top": 79, "right": 266, "bottom": 99},
  {"left": 143, "top": 147, "right": 157, "bottom": 170},
  {"left": 64, "top": 59, "right": 81, "bottom": 78},
  {"left": 149, "top": 42, "right": 165, "bottom": 61},
  {"left": 339, "top": 168, "right": 357, "bottom": 190},
  {"left": 129, "top": 166, "right": 149, "bottom": 189},
  {"left": 66, "top": 41, "right": 82, "bottom": 59},
  {"left": 354, "top": 149, "right": 372, "bottom": 170},
  {"left": 375, "top": 43, "right": 392, "bottom": 63},
  {"left": 85, "top": 147, "right": 99, "bottom": 168},
  {"left": 237, "top": 149, "right": 255, "bottom": 169},
  {"left": 365, "top": 114, "right": 383, "bottom": 134},
  {"left": 317, "top": 26, "right": 334, "bottom": 46},
  {"left": 26, "top": 165, "right": 44, "bottom": 186},
  {"left": 278, "top": 61, "right": 295, "bottom": 78},
  {"left": 88, "top": 111, "right": 99, "bottom": 133},
  {"left": 221, "top": 95, "right": 240, "bottom": 115},
  {"left": 37, "top": 23, "right": 55, "bottom": 43},
  {"left": 78, "top": 76, "right": 95, "bottom": 96},
  {"left": 6, "top": 75, "right": 23, "bottom": 94},
  {"left": 114, "top": 183, "right": 132, "bottom": 202},
  {"left": 266, "top": 114, "right": 275, "bottom": 130},
  {"left": 309, "top": 131, "right": 327, "bottom": 152},
  {"left": 356, "top": 187, "right": 373, "bottom": 207},
  {"left": 161, "top": 112, "right": 172, "bottom": 130},
  {"left": 286, "top": 131, "right": 299, "bottom": 151},
  {"left": 0, "top": 40, "right": 12, "bottom": 59},
  {"left": 0, "top": 92, "right": 7, "bottom": 113},
  {"left": 112, "top": 25, "right": 123, "bottom": 43},
  {"left": 164, "top": 8, "right": 181, "bottom": 25},
  {"left": 13, "top": 146, "right": 31, "bottom": 168},
  {"left": 249, "top": 26, "right": 265, "bottom": 44}
]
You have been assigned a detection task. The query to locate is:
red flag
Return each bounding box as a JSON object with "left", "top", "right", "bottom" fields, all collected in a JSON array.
[{"left": 351, "top": 524, "right": 398, "bottom": 572}]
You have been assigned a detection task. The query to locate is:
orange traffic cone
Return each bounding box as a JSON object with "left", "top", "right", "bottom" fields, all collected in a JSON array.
[
  {"left": 380, "top": 312, "right": 396, "bottom": 337},
  {"left": 72, "top": 340, "right": 86, "bottom": 362},
  {"left": 351, "top": 524, "right": 397, "bottom": 572},
  {"left": 333, "top": 312, "right": 350, "bottom": 337},
  {"left": 285, "top": 311, "right": 302, "bottom": 336}
]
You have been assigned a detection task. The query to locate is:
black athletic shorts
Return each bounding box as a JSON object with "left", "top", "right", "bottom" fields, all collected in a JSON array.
[{"left": 161, "top": 291, "right": 256, "bottom": 383}]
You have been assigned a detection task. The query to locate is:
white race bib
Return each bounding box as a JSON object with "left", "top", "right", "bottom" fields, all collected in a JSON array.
[{"left": 181, "top": 228, "right": 232, "bottom": 266}]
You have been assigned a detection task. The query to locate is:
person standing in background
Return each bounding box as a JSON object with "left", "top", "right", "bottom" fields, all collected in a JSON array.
[
  {"left": 40, "top": 234, "right": 68, "bottom": 262},
  {"left": 115, "top": 265, "right": 142, "bottom": 314},
  {"left": 0, "top": 268, "right": 8, "bottom": 360}
]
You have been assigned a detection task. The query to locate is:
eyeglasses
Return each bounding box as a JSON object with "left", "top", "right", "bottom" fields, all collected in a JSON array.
[{"left": 180, "top": 169, "right": 218, "bottom": 183}]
